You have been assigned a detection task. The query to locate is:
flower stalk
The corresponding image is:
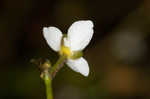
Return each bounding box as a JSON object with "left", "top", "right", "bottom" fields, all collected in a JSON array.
[
  {"left": 50, "top": 55, "right": 67, "bottom": 78},
  {"left": 43, "top": 73, "right": 53, "bottom": 99},
  {"left": 31, "top": 56, "right": 67, "bottom": 99}
]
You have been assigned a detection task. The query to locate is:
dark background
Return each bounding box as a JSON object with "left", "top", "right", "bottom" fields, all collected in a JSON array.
[{"left": 0, "top": 0, "right": 150, "bottom": 99}]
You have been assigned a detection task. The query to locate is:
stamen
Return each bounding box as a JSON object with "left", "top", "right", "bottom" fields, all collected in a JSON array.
[{"left": 60, "top": 45, "right": 71, "bottom": 57}]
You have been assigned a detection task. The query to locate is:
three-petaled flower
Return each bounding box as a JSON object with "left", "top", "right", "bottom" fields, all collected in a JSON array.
[{"left": 43, "top": 20, "right": 94, "bottom": 76}]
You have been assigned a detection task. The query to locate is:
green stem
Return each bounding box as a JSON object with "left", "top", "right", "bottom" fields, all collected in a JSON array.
[
  {"left": 43, "top": 55, "right": 66, "bottom": 99},
  {"left": 50, "top": 55, "right": 66, "bottom": 78},
  {"left": 44, "top": 74, "right": 53, "bottom": 99}
]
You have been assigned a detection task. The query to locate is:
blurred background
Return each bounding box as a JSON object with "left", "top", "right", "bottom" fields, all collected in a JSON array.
[{"left": 0, "top": 0, "right": 150, "bottom": 99}]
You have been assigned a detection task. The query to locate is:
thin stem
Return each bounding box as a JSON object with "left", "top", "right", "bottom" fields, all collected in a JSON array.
[
  {"left": 44, "top": 74, "right": 53, "bottom": 99},
  {"left": 50, "top": 55, "right": 66, "bottom": 78},
  {"left": 43, "top": 55, "right": 66, "bottom": 99}
]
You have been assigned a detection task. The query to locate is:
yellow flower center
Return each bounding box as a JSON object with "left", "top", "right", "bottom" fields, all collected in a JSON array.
[{"left": 60, "top": 45, "right": 71, "bottom": 57}]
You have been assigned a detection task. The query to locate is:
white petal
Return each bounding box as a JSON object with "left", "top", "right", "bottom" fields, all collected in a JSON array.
[
  {"left": 67, "top": 20, "right": 94, "bottom": 51},
  {"left": 66, "top": 57, "right": 89, "bottom": 76},
  {"left": 43, "top": 27, "right": 63, "bottom": 51},
  {"left": 63, "top": 37, "right": 70, "bottom": 48}
]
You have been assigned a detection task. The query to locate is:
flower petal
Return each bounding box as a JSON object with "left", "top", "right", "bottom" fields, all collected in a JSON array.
[
  {"left": 63, "top": 37, "right": 70, "bottom": 48},
  {"left": 67, "top": 20, "right": 94, "bottom": 51},
  {"left": 66, "top": 57, "right": 89, "bottom": 76},
  {"left": 43, "top": 27, "right": 63, "bottom": 51}
]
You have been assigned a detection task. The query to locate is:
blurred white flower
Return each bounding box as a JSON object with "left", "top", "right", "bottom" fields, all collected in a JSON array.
[{"left": 43, "top": 20, "right": 94, "bottom": 76}]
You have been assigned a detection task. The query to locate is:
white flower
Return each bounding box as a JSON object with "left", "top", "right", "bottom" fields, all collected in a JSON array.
[{"left": 43, "top": 20, "right": 94, "bottom": 76}]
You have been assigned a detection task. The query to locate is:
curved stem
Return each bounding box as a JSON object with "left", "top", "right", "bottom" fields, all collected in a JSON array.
[
  {"left": 50, "top": 55, "right": 66, "bottom": 78},
  {"left": 44, "top": 74, "right": 53, "bottom": 99}
]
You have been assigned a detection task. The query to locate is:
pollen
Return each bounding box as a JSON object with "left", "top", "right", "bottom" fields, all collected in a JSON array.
[{"left": 60, "top": 45, "right": 71, "bottom": 57}]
